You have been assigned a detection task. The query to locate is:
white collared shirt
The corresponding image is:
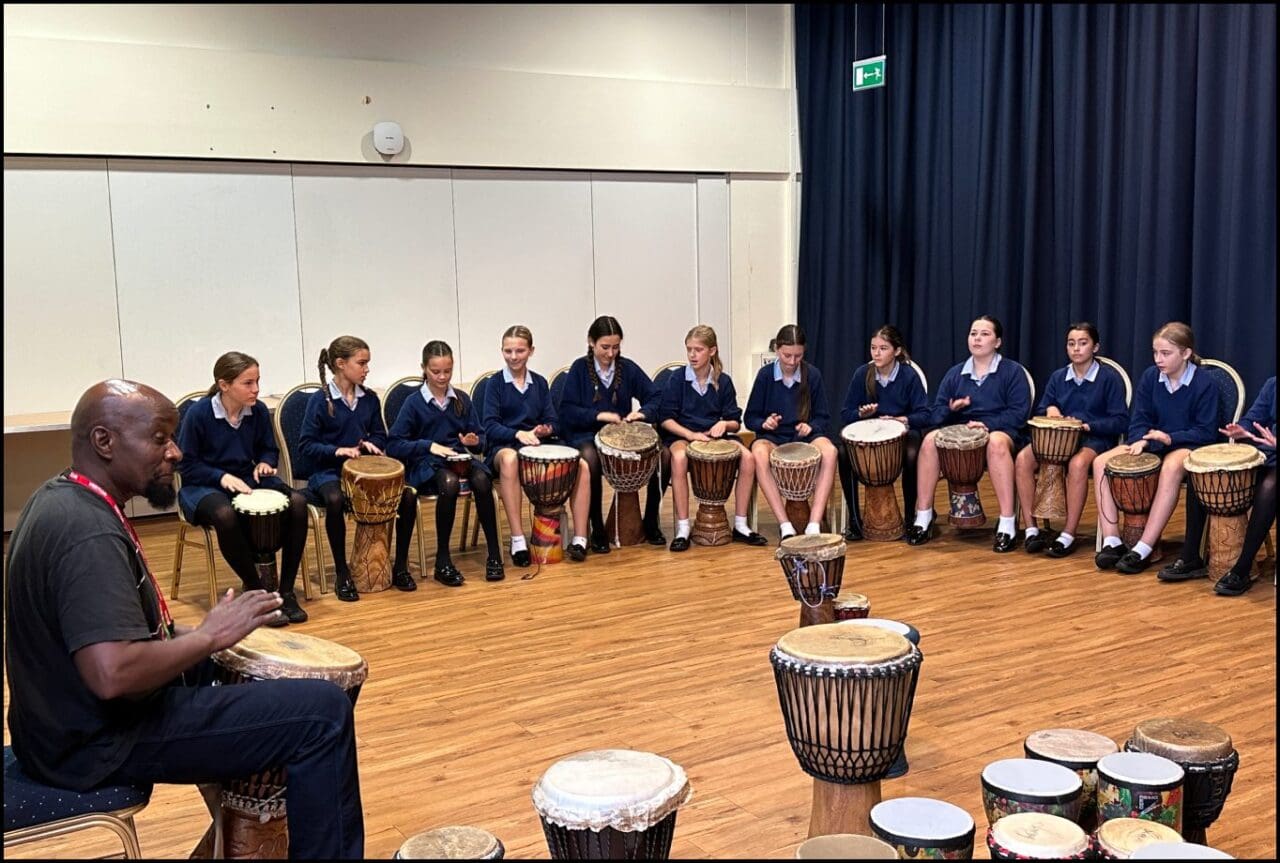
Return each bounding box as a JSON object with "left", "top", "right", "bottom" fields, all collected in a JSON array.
[
  {"left": 961, "top": 353, "right": 1003, "bottom": 386},
  {"left": 1065, "top": 361, "right": 1100, "bottom": 386},
  {"left": 328, "top": 380, "right": 365, "bottom": 410},
  {"left": 685, "top": 364, "right": 713, "bottom": 396},
  {"left": 502, "top": 366, "right": 530, "bottom": 394},
  {"left": 875, "top": 361, "right": 901, "bottom": 387},
  {"left": 420, "top": 383, "right": 457, "bottom": 410},
  {"left": 1158, "top": 363, "right": 1196, "bottom": 393},
  {"left": 594, "top": 359, "right": 615, "bottom": 389},
  {"left": 210, "top": 393, "right": 250, "bottom": 428},
  {"left": 772, "top": 359, "right": 799, "bottom": 389}
]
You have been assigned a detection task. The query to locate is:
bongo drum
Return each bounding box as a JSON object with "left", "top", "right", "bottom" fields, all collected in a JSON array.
[
  {"left": 395, "top": 826, "right": 505, "bottom": 859},
  {"left": 1124, "top": 717, "right": 1238, "bottom": 845},
  {"left": 596, "top": 422, "right": 660, "bottom": 547},
  {"left": 517, "top": 445, "right": 581, "bottom": 565},
  {"left": 775, "top": 533, "right": 846, "bottom": 627},
  {"left": 980, "top": 758, "right": 1083, "bottom": 826},
  {"left": 986, "top": 812, "right": 1089, "bottom": 861},
  {"left": 831, "top": 591, "right": 870, "bottom": 621},
  {"left": 210, "top": 628, "right": 368, "bottom": 859},
  {"left": 1028, "top": 416, "right": 1085, "bottom": 521},
  {"left": 1103, "top": 453, "right": 1162, "bottom": 549},
  {"left": 443, "top": 451, "right": 475, "bottom": 495},
  {"left": 841, "top": 419, "right": 908, "bottom": 541},
  {"left": 231, "top": 488, "right": 291, "bottom": 593},
  {"left": 1089, "top": 817, "right": 1183, "bottom": 859},
  {"left": 770, "top": 441, "right": 823, "bottom": 529},
  {"left": 1096, "top": 752, "right": 1184, "bottom": 831},
  {"left": 341, "top": 455, "right": 406, "bottom": 593},
  {"left": 934, "top": 426, "right": 990, "bottom": 528},
  {"left": 1024, "top": 728, "right": 1119, "bottom": 833},
  {"left": 531, "top": 749, "right": 692, "bottom": 860},
  {"left": 839, "top": 617, "right": 920, "bottom": 779},
  {"left": 686, "top": 439, "right": 739, "bottom": 546},
  {"left": 793, "top": 834, "right": 898, "bottom": 859},
  {"left": 1130, "top": 841, "right": 1233, "bottom": 859},
  {"left": 1185, "top": 444, "right": 1266, "bottom": 581},
  {"left": 770, "top": 623, "right": 923, "bottom": 837},
  {"left": 869, "top": 797, "right": 976, "bottom": 859}
]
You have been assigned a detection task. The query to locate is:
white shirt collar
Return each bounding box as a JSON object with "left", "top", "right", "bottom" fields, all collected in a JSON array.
[
  {"left": 594, "top": 358, "right": 615, "bottom": 386},
  {"left": 875, "top": 361, "right": 900, "bottom": 386},
  {"left": 772, "top": 359, "right": 798, "bottom": 388},
  {"left": 210, "top": 394, "right": 250, "bottom": 426},
  {"left": 685, "top": 364, "right": 710, "bottom": 396},
  {"left": 420, "top": 383, "right": 457, "bottom": 408},
  {"left": 1158, "top": 363, "right": 1196, "bottom": 391},
  {"left": 1066, "top": 360, "right": 1100, "bottom": 385},
  {"left": 962, "top": 352, "right": 1002, "bottom": 383},
  {"left": 502, "top": 366, "right": 530, "bottom": 393},
  {"left": 327, "top": 380, "right": 365, "bottom": 407}
]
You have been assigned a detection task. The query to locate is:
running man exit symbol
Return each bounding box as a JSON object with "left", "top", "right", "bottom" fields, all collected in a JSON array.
[{"left": 852, "top": 55, "right": 886, "bottom": 91}]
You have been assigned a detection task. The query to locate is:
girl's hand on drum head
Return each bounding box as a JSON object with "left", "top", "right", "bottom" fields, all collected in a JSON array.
[
  {"left": 624, "top": 411, "right": 645, "bottom": 423},
  {"left": 690, "top": 431, "right": 712, "bottom": 442},
  {"left": 859, "top": 403, "right": 878, "bottom": 417},
  {"left": 1128, "top": 440, "right": 1149, "bottom": 455},
  {"left": 532, "top": 423, "right": 553, "bottom": 438},
  {"left": 950, "top": 396, "right": 971, "bottom": 412},
  {"left": 1142, "top": 430, "right": 1171, "bottom": 447},
  {"left": 459, "top": 432, "right": 481, "bottom": 448},
  {"left": 429, "top": 442, "right": 455, "bottom": 457},
  {"left": 966, "top": 420, "right": 987, "bottom": 431},
  {"left": 1046, "top": 407, "right": 1063, "bottom": 418},
  {"left": 597, "top": 412, "right": 623, "bottom": 424},
  {"left": 335, "top": 446, "right": 362, "bottom": 459},
  {"left": 708, "top": 420, "right": 729, "bottom": 438},
  {"left": 220, "top": 473, "right": 252, "bottom": 495},
  {"left": 359, "top": 440, "right": 384, "bottom": 456},
  {"left": 1081, "top": 422, "right": 1091, "bottom": 432},
  {"left": 516, "top": 430, "right": 541, "bottom": 446},
  {"left": 252, "top": 462, "right": 276, "bottom": 482}
]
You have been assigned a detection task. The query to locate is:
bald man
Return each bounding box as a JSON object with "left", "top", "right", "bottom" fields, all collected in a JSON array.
[{"left": 5, "top": 380, "right": 363, "bottom": 858}]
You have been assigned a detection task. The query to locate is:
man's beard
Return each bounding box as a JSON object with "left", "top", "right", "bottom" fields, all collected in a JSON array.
[{"left": 144, "top": 477, "right": 177, "bottom": 509}]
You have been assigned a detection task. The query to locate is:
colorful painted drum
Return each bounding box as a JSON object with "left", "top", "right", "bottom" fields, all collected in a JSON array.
[
  {"left": 1096, "top": 752, "right": 1184, "bottom": 831},
  {"left": 531, "top": 749, "right": 692, "bottom": 860},
  {"left": 841, "top": 418, "right": 908, "bottom": 540},
  {"left": 980, "top": 758, "right": 1083, "bottom": 826},
  {"left": 934, "top": 425, "right": 990, "bottom": 528},
  {"left": 1089, "top": 817, "right": 1183, "bottom": 859},
  {"left": 1185, "top": 443, "right": 1266, "bottom": 579},
  {"left": 793, "top": 834, "right": 898, "bottom": 859},
  {"left": 986, "top": 812, "right": 1089, "bottom": 861},
  {"left": 831, "top": 591, "right": 870, "bottom": 621},
  {"left": 775, "top": 533, "right": 846, "bottom": 627},
  {"left": 869, "top": 797, "right": 975, "bottom": 859},
  {"left": 1027, "top": 416, "right": 1085, "bottom": 521},
  {"left": 1124, "top": 717, "right": 1238, "bottom": 845},
  {"left": 1103, "top": 453, "right": 1161, "bottom": 549},
  {"left": 517, "top": 444, "right": 582, "bottom": 565},
  {"left": 395, "top": 826, "right": 505, "bottom": 859},
  {"left": 1023, "top": 728, "right": 1119, "bottom": 832},
  {"left": 1130, "top": 841, "right": 1234, "bottom": 859}
]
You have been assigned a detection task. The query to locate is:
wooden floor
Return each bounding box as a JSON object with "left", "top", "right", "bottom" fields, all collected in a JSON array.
[{"left": 4, "top": 480, "right": 1276, "bottom": 859}]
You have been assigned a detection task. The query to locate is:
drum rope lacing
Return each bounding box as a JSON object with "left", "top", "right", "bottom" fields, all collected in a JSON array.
[{"left": 791, "top": 560, "right": 836, "bottom": 609}]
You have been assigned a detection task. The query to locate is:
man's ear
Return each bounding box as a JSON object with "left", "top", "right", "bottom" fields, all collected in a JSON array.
[{"left": 89, "top": 425, "right": 114, "bottom": 460}]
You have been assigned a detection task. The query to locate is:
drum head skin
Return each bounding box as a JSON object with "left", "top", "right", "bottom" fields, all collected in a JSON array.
[
  {"left": 1130, "top": 841, "right": 1234, "bottom": 859},
  {"left": 774, "top": 623, "right": 912, "bottom": 667},
  {"left": 842, "top": 418, "right": 907, "bottom": 443},
  {"left": 397, "top": 826, "right": 502, "bottom": 860},
  {"left": 1098, "top": 752, "right": 1185, "bottom": 787},
  {"left": 1107, "top": 453, "right": 1162, "bottom": 475},
  {"left": 849, "top": 617, "right": 920, "bottom": 646},
  {"left": 596, "top": 422, "right": 659, "bottom": 454},
  {"left": 982, "top": 759, "right": 1082, "bottom": 797},
  {"left": 519, "top": 444, "right": 582, "bottom": 462},
  {"left": 935, "top": 425, "right": 989, "bottom": 449},
  {"left": 989, "top": 812, "right": 1088, "bottom": 858},
  {"left": 1025, "top": 729, "right": 1118, "bottom": 768},
  {"left": 213, "top": 627, "right": 368, "bottom": 690},
  {"left": 794, "top": 833, "right": 898, "bottom": 859},
  {"left": 870, "top": 796, "right": 974, "bottom": 845},
  {"left": 531, "top": 749, "right": 692, "bottom": 833},
  {"left": 1094, "top": 817, "right": 1183, "bottom": 856},
  {"left": 344, "top": 454, "right": 405, "bottom": 478},
  {"left": 687, "top": 439, "right": 740, "bottom": 460},
  {"left": 1028, "top": 416, "right": 1085, "bottom": 430},
  {"left": 231, "top": 488, "right": 290, "bottom": 514},
  {"left": 771, "top": 442, "right": 821, "bottom": 463},
  {"left": 832, "top": 592, "right": 869, "bottom": 611},
  {"left": 775, "top": 533, "right": 846, "bottom": 561},
  {"left": 1185, "top": 443, "right": 1265, "bottom": 473},
  {"left": 1130, "top": 718, "right": 1234, "bottom": 763}
]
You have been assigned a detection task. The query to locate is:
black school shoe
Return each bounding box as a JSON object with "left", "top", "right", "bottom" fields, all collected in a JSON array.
[
  {"left": 512, "top": 548, "right": 532, "bottom": 568},
  {"left": 1046, "top": 536, "right": 1078, "bottom": 558},
  {"left": 1115, "top": 549, "right": 1152, "bottom": 574},
  {"left": 669, "top": 536, "right": 691, "bottom": 552},
  {"left": 334, "top": 575, "right": 360, "bottom": 602},
  {"left": 904, "top": 518, "right": 936, "bottom": 546},
  {"left": 485, "top": 557, "right": 506, "bottom": 581},
  {"left": 433, "top": 562, "right": 465, "bottom": 587},
  {"left": 1094, "top": 543, "right": 1128, "bottom": 570},
  {"left": 1214, "top": 568, "right": 1256, "bottom": 596},
  {"left": 1157, "top": 556, "right": 1208, "bottom": 582},
  {"left": 566, "top": 542, "right": 588, "bottom": 562},
  {"left": 1024, "top": 532, "right": 1051, "bottom": 554},
  {"left": 589, "top": 532, "right": 611, "bottom": 555},
  {"left": 993, "top": 531, "right": 1018, "bottom": 553},
  {"left": 280, "top": 591, "right": 309, "bottom": 623},
  {"left": 732, "top": 528, "right": 768, "bottom": 546},
  {"left": 392, "top": 569, "right": 417, "bottom": 591},
  {"left": 645, "top": 525, "right": 667, "bottom": 546},
  {"left": 843, "top": 522, "right": 864, "bottom": 542}
]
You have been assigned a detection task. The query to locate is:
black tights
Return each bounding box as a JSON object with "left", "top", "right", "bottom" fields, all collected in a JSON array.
[
  {"left": 578, "top": 440, "right": 671, "bottom": 537},
  {"left": 192, "top": 490, "right": 308, "bottom": 593},
  {"left": 837, "top": 429, "right": 923, "bottom": 530},
  {"left": 418, "top": 467, "right": 500, "bottom": 565},
  {"left": 1180, "top": 466, "right": 1277, "bottom": 572},
  {"left": 314, "top": 481, "right": 417, "bottom": 578}
]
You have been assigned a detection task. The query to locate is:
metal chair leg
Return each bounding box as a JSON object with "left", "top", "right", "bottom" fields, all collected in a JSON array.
[{"left": 171, "top": 521, "right": 187, "bottom": 599}]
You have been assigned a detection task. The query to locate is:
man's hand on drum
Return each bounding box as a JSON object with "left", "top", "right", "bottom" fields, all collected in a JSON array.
[
  {"left": 358, "top": 440, "right": 384, "bottom": 456},
  {"left": 516, "top": 430, "right": 541, "bottom": 446},
  {"left": 795, "top": 421, "right": 813, "bottom": 437},
  {"left": 1142, "top": 429, "right": 1172, "bottom": 447},
  {"left": 762, "top": 412, "right": 783, "bottom": 432},
  {"left": 459, "top": 431, "right": 481, "bottom": 448},
  {"left": 220, "top": 473, "right": 253, "bottom": 495},
  {"left": 198, "top": 588, "right": 285, "bottom": 649},
  {"left": 532, "top": 423, "right": 553, "bottom": 438},
  {"left": 858, "top": 403, "right": 878, "bottom": 418},
  {"left": 252, "top": 462, "right": 276, "bottom": 482},
  {"left": 708, "top": 420, "right": 730, "bottom": 439},
  {"left": 950, "top": 396, "right": 972, "bottom": 412}
]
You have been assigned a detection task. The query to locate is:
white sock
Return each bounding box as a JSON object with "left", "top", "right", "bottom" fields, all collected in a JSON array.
[
  {"left": 1104, "top": 536, "right": 1123, "bottom": 549},
  {"left": 734, "top": 515, "right": 749, "bottom": 533},
  {"left": 997, "top": 515, "right": 1017, "bottom": 536},
  {"left": 914, "top": 509, "right": 934, "bottom": 529},
  {"left": 510, "top": 535, "right": 528, "bottom": 553},
  {"left": 1055, "top": 531, "right": 1074, "bottom": 546},
  {"left": 1024, "top": 526, "right": 1040, "bottom": 538},
  {"left": 1131, "top": 541, "right": 1152, "bottom": 560},
  {"left": 779, "top": 521, "right": 796, "bottom": 538},
  {"left": 805, "top": 521, "right": 821, "bottom": 535},
  {"left": 573, "top": 535, "right": 588, "bottom": 548},
  {"left": 676, "top": 519, "right": 691, "bottom": 540}
]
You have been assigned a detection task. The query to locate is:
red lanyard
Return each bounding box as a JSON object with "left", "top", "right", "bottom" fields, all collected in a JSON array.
[{"left": 65, "top": 470, "right": 175, "bottom": 640}]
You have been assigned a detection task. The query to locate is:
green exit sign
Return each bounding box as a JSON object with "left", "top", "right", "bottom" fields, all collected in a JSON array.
[{"left": 852, "top": 55, "right": 887, "bottom": 91}]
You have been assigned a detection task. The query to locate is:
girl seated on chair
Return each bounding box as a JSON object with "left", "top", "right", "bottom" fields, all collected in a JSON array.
[
  {"left": 300, "top": 335, "right": 417, "bottom": 600},
  {"left": 1092, "top": 321, "right": 1220, "bottom": 574},
  {"left": 659, "top": 324, "right": 768, "bottom": 551},
  {"left": 177, "top": 351, "right": 309, "bottom": 623},
  {"left": 1014, "top": 322, "right": 1130, "bottom": 558},
  {"left": 388, "top": 340, "right": 505, "bottom": 585},
  {"left": 482, "top": 324, "right": 591, "bottom": 565}
]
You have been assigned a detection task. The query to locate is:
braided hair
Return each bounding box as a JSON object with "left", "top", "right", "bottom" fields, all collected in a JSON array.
[
  {"left": 774, "top": 324, "right": 810, "bottom": 422},
  {"left": 865, "top": 325, "right": 912, "bottom": 400},
  {"left": 586, "top": 316, "right": 625, "bottom": 406},
  {"left": 422, "top": 340, "right": 466, "bottom": 417},
  {"left": 318, "top": 335, "right": 370, "bottom": 417}
]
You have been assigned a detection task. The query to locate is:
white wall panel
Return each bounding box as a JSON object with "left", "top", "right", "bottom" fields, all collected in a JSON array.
[{"left": 697, "top": 175, "right": 734, "bottom": 377}]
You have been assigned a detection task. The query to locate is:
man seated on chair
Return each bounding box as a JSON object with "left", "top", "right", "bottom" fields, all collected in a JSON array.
[{"left": 4, "top": 379, "right": 364, "bottom": 859}]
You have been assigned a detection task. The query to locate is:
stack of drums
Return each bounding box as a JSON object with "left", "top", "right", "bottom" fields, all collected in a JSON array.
[
  {"left": 531, "top": 749, "right": 692, "bottom": 860},
  {"left": 980, "top": 758, "right": 1083, "bottom": 826},
  {"left": 986, "top": 812, "right": 1089, "bottom": 861},
  {"left": 775, "top": 534, "right": 846, "bottom": 627},
  {"left": 869, "top": 797, "right": 975, "bottom": 859},
  {"left": 1096, "top": 751, "right": 1185, "bottom": 832},
  {"left": 1123, "top": 717, "right": 1239, "bottom": 845},
  {"left": 394, "top": 826, "right": 504, "bottom": 859},
  {"left": 1023, "top": 728, "right": 1118, "bottom": 832},
  {"left": 793, "top": 834, "right": 897, "bottom": 859},
  {"left": 1089, "top": 817, "right": 1183, "bottom": 859}
]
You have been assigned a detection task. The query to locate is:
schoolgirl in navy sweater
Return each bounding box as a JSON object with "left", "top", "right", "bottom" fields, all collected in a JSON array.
[
  {"left": 744, "top": 324, "right": 839, "bottom": 540},
  {"left": 177, "top": 351, "right": 308, "bottom": 623},
  {"left": 659, "top": 325, "right": 768, "bottom": 550},
  {"left": 1015, "top": 322, "right": 1130, "bottom": 558},
  {"left": 558, "top": 316, "right": 669, "bottom": 551},
  {"left": 388, "top": 341, "right": 504, "bottom": 585},
  {"left": 1093, "top": 321, "right": 1220, "bottom": 574},
  {"left": 300, "top": 335, "right": 417, "bottom": 600},
  {"left": 906, "top": 315, "right": 1032, "bottom": 552},
  {"left": 836, "top": 325, "right": 930, "bottom": 542},
  {"left": 483, "top": 325, "right": 590, "bottom": 565}
]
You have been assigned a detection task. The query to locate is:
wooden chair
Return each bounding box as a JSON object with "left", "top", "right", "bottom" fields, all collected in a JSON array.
[{"left": 170, "top": 391, "right": 221, "bottom": 609}]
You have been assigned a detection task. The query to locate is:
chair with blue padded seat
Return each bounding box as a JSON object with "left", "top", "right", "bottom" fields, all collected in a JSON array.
[
  {"left": 548, "top": 364, "right": 572, "bottom": 413},
  {"left": 273, "top": 383, "right": 330, "bottom": 594},
  {"left": 170, "top": 391, "right": 221, "bottom": 610},
  {"left": 382, "top": 374, "right": 476, "bottom": 579},
  {"left": 4, "top": 746, "right": 151, "bottom": 858}
]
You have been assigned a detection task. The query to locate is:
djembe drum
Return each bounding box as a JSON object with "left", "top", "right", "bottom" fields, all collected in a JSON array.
[
  {"left": 1185, "top": 444, "right": 1266, "bottom": 581},
  {"left": 841, "top": 419, "right": 908, "bottom": 540},
  {"left": 443, "top": 451, "right": 475, "bottom": 495},
  {"left": 231, "top": 488, "right": 291, "bottom": 592},
  {"left": 1089, "top": 817, "right": 1184, "bottom": 859},
  {"left": 341, "top": 455, "right": 406, "bottom": 593},
  {"left": 934, "top": 426, "right": 990, "bottom": 528},
  {"left": 1103, "top": 453, "right": 1162, "bottom": 549},
  {"left": 518, "top": 445, "right": 581, "bottom": 565},
  {"left": 870, "top": 796, "right": 976, "bottom": 859},
  {"left": 395, "top": 826, "right": 505, "bottom": 859},
  {"left": 770, "top": 442, "right": 823, "bottom": 529},
  {"left": 775, "top": 534, "right": 846, "bottom": 627},
  {"left": 1024, "top": 728, "right": 1119, "bottom": 833},
  {"left": 1028, "top": 416, "right": 1085, "bottom": 521},
  {"left": 1124, "top": 717, "right": 1239, "bottom": 846},
  {"left": 531, "top": 749, "right": 692, "bottom": 860},
  {"left": 831, "top": 591, "right": 870, "bottom": 621},
  {"left": 843, "top": 618, "right": 920, "bottom": 779},
  {"left": 596, "top": 422, "right": 660, "bottom": 547},
  {"left": 980, "top": 758, "right": 1084, "bottom": 826},
  {"left": 986, "top": 812, "right": 1089, "bottom": 861},
  {"left": 794, "top": 834, "right": 898, "bottom": 859},
  {"left": 1131, "top": 841, "right": 1233, "bottom": 859},
  {"left": 686, "top": 439, "right": 739, "bottom": 546},
  {"left": 1096, "top": 752, "right": 1184, "bottom": 832},
  {"left": 210, "top": 628, "right": 368, "bottom": 859},
  {"left": 770, "top": 623, "right": 923, "bottom": 837}
]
